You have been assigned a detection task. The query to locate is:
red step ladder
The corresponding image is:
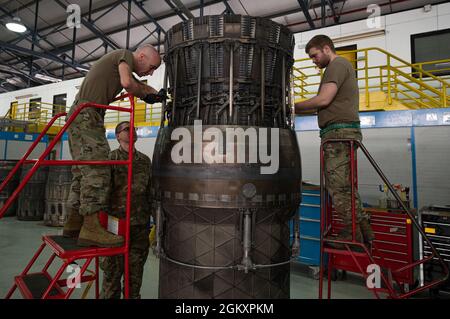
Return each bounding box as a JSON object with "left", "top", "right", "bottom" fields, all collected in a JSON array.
[
  {"left": 318, "top": 139, "right": 449, "bottom": 299},
  {"left": 0, "top": 93, "right": 136, "bottom": 299}
]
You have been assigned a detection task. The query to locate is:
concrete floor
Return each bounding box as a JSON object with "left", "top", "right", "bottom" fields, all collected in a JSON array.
[{"left": 0, "top": 217, "right": 378, "bottom": 299}]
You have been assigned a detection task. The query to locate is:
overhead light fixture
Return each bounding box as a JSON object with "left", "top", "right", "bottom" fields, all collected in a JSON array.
[
  {"left": 6, "top": 17, "right": 27, "bottom": 33},
  {"left": 331, "top": 29, "right": 386, "bottom": 44},
  {"left": 297, "top": 29, "right": 386, "bottom": 49},
  {"left": 35, "top": 73, "right": 62, "bottom": 83},
  {"left": 6, "top": 78, "right": 21, "bottom": 85},
  {"left": 424, "top": 4, "right": 432, "bottom": 12},
  {"left": 76, "top": 66, "right": 90, "bottom": 72}
]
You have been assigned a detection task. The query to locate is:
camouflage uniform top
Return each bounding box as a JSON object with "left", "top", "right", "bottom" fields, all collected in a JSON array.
[
  {"left": 109, "top": 147, "right": 152, "bottom": 226},
  {"left": 68, "top": 49, "right": 134, "bottom": 118},
  {"left": 317, "top": 56, "right": 359, "bottom": 129}
]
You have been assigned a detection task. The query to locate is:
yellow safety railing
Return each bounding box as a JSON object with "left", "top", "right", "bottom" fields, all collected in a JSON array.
[
  {"left": 411, "top": 58, "right": 450, "bottom": 80},
  {"left": 2, "top": 101, "right": 66, "bottom": 134},
  {"left": 5, "top": 47, "right": 448, "bottom": 134},
  {"left": 293, "top": 47, "right": 450, "bottom": 111},
  {"left": 7, "top": 101, "right": 66, "bottom": 124},
  {"left": 2, "top": 98, "right": 163, "bottom": 134},
  {"left": 105, "top": 97, "right": 163, "bottom": 129}
]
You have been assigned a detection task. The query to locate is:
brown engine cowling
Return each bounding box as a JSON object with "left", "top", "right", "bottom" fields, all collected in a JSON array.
[{"left": 152, "top": 15, "right": 301, "bottom": 299}]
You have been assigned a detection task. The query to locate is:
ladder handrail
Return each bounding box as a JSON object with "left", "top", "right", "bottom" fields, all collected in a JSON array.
[
  {"left": 319, "top": 138, "right": 449, "bottom": 299},
  {"left": 0, "top": 92, "right": 136, "bottom": 299},
  {"left": 0, "top": 112, "right": 65, "bottom": 203},
  {"left": 355, "top": 139, "right": 449, "bottom": 298},
  {"left": 0, "top": 101, "right": 133, "bottom": 219},
  {"left": 319, "top": 146, "right": 399, "bottom": 299}
]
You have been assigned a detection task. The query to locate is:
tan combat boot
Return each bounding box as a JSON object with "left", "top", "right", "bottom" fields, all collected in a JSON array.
[
  {"left": 359, "top": 218, "right": 375, "bottom": 250},
  {"left": 326, "top": 225, "right": 365, "bottom": 252},
  {"left": 77, "top": 213, "right": 124, "bottom": 247},
  {"left": 62, "top": 209, "right": 84, "bottom": 238}
]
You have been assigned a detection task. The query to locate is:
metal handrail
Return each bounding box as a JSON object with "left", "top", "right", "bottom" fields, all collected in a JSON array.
[
  {"left": 0, "top": 92, "right": 136, "bottom": 299},
  {"left": 357, "top": 139, "right": 449, "bottom": 298},
  {"left": 3, "top": 98, "right": 164, "bottom": 133},
  {"left": 318, "top": 138, "right": 449, "bottom": 299}
]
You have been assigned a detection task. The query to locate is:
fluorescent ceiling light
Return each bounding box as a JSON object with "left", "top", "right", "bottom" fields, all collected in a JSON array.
[
  {"left": 6, "top": 78, "right": 21, "bottom": 85},
  {"left": 6, "top": 17, "right": 27, "bottom": 33},
  {"left": 298, "top": 30, "right": 386, "bottom": 49},
  {"left": 332, "top": 30, "right": 386, "bottom": 44},
  {"left": 35, "top": 73, "right": 62, "bottom": 83},
  {"left": 76, "top": 66, "right": 90, "bottom": 72}
]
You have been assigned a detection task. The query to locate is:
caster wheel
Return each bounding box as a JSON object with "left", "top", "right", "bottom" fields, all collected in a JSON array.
[{"left": 308, "top": 267, "right": 320, "bottom": 280}]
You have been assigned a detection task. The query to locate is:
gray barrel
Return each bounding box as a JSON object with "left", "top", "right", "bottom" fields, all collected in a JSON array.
[
  {"left": 154, "top": 15, "right": 301, "bottom": 299},
  {"left": 0, "top": 161, "right": 21, "bottom": 217},
  {"left": 44, "top": 166, "right": 73, "bottom": 226},
  {"left": 17, "top": 164, "right": 48, "bottom": 221}
]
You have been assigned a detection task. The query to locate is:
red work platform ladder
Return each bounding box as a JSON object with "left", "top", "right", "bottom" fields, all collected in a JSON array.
[
  {"left": 318, "top": 139, "right": 449, "bottom": 299},
  {"left": 0, "top": 93, "right": 136, "bottom": 299}
]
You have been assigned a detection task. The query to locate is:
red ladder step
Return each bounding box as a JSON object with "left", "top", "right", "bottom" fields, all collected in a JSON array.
[
  {"left": 43, "top": 235, "right": 124, "bottom": 259},
  {"left": 14, "top": 272, "right": 65, "bottom": 299},
  {"left": 6, "top": 235, "right": 118, "bottom": 299},
  {"left": 1, "top": 94, "right": 136, "bottom": 299}
]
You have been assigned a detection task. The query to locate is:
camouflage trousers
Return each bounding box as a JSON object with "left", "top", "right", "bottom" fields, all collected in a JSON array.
[
  {"left": 322, "top": 128, "right": 371, "bottom": 235},
  {"left": 100, "top": 225, "right": 150, "bottom": 299},
  {"left": 66, "top": 106, "right": 111, "bottom": 215}
]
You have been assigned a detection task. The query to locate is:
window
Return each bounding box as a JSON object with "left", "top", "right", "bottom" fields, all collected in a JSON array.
[
  {"left": 411, "top": 28, "right": 450, "bottom": 77},
  {"left": 29, "top": 98, "right": 41, "bottom": 120},
  {"left": 52, "top": 94, "right": 67, "bottom": 117}
]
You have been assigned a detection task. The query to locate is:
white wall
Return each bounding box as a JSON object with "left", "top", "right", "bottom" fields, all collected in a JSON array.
[
  {"left": 294, "top": 2, "right": 450, "bottom": 96},
  {"left": 297, "top": 125, "right": 450, "bottom": 209},
  {"left": 294, "top": 3, "right": 450, "bottom": 61},
  {"left": 0, "top": 78, "right": 83, "bottom": 116}
]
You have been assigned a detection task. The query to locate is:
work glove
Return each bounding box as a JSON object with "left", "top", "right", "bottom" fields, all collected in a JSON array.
[{"left": 143, "top": 89, "right": 168, "bottom": 104}]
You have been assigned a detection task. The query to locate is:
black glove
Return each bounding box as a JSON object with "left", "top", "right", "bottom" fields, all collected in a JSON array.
[
  {"left": 143, "top": 89, "right": 168, "bottom": 104},
  {"left": 157, "top": 88, "right": 168, "bottom": 99}
]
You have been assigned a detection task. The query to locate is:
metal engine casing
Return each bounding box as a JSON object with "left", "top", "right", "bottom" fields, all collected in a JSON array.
[{"left": 153, "top": 15, "right": 301, "bottom": 299}]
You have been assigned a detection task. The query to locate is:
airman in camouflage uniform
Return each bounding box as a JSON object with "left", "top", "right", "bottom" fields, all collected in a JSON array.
[
  {"left": 322, "top": 128, "right": 373, "bottom": 243},
  {"left": 100, "top": 121, "right": 153, "bottom": 299},
  {"left": 294, "top": 35, "right": 374, "bottom": 246},
  {"left": 66, "top": 106, "right": 111, "bottom": 218},
  {"left": 62, "top": 45, "right": 162, "bottom": 247}
]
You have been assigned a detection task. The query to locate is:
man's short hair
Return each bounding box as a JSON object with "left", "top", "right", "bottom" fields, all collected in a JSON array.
[
  {"left": 115, "top": 121, "right": 130, "bottom": 135},
  {"left": 305, "top": 35, "right": 336, "bottom": 53}
]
